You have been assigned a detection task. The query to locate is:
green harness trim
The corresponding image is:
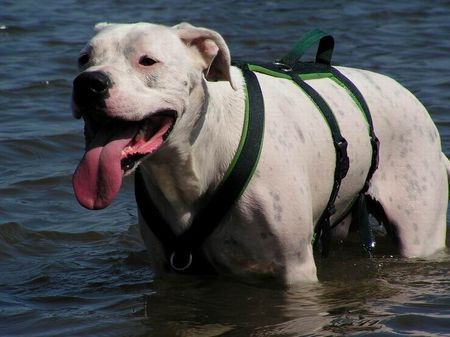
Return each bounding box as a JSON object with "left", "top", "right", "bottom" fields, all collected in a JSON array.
[{"left": 221, "top": 82, "right": 251, "bottom": 183}]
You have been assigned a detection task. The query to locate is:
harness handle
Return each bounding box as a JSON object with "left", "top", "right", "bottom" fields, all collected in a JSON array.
[{"left": 278, "top": 29, "right": 334, "bottom": 69}]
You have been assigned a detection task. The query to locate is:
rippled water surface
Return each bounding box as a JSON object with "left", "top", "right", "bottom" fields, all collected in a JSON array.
[{"left": 1, "top": 1, "right": 450, "bottom": 336}]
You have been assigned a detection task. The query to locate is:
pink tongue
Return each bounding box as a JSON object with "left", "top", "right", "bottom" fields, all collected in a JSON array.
[{"left": 73, "top": 122, "right": 138, "bottom": 210}]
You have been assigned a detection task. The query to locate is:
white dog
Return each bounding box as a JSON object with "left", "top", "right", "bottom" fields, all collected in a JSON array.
[{"left": 72, "top": 22, "right": 448, "bottom": 285}]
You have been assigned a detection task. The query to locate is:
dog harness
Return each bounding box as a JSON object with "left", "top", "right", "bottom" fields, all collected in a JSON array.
[
  {"left": 135, "top": 30, "right": 379, "bottom": 273},
  {"left": 135, "top": 66, "right": 265, "bottom": 273}
]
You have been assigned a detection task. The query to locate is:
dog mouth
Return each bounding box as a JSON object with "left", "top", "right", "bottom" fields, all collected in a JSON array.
[
  {"left": 72, "top": 110, "right": 176, "bottom": 210},
  {"left": 120, "top": 112, "right": 176, "bottom": 172}
]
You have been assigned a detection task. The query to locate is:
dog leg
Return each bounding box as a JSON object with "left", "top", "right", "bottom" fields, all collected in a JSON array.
[{"left": 367, "top": 152, "right": 448, "bottom": 257}]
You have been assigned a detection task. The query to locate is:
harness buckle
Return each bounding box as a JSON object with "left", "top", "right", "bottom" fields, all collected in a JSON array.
[
  {"left": 327, "top": 204, "right": 336, "bottom": 216},
  {"left": 371, "top": 135, "right": 380, "bottom": 170},
  {"left": 170, "top": 250, "right": 193, "bottom": 272},
  {"left": 336, "top": 139, "right": 349, "bottom": 179}
]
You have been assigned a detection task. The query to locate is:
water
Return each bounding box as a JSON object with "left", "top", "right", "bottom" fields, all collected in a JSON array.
[{"left": 1, "top": 1, "right": 450, "bottom": 336}]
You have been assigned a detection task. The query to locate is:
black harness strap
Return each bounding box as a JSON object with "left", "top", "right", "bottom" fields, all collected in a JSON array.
[
  {"left": 329, "top": 67, "right": 380, "bottom": 253},
  {"left": 285, "top": 70, "right": 349, "bottom": 257},
  {"left": 135, "top": 65, "right": 265, "bottom": 274},
  {"left": 330, "top": 67, "right": 380, "bottom": 192}
]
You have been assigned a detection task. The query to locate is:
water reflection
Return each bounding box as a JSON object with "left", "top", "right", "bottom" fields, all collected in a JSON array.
[{"left": 138, "top": 249, "right": 449, "bottom": 336}]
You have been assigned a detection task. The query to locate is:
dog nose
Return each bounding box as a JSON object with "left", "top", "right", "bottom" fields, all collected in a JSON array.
[{"left": 72, "top": 71, "right": 112, "bottom": 107}]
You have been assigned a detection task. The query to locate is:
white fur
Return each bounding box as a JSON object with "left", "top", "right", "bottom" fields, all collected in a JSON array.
[{"left": 77, "top": 22, "right": 448, "bottom": 285}]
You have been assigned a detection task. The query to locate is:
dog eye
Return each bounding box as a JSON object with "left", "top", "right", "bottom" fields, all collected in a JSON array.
[
  {"left": 78, "top": 53, "right": 90, "bottom": 67},
  {"left": 139, "top": 56, "right": 157, "bottom": 66}
]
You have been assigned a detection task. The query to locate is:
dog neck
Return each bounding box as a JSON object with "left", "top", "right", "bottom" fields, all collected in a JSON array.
[{"left": 139, "top": 67, "right": 245, "bottom": 234}]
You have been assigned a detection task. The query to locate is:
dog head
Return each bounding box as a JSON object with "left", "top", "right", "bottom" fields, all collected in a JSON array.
[{"left": 72, "top": 22, "right": 235, "bottom": 210}]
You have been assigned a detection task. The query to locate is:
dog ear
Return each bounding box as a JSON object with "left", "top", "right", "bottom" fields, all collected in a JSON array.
[{"left": 174, "top": 23, "right": 237, "bottom": 90}]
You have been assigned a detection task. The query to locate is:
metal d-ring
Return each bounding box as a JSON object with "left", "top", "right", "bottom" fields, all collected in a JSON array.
[
  {"left": 273, "top": 60, "right": 293, "bottom": 72},
  {"left": 170, "top": 251, "right": 193, "bottom": 272}
]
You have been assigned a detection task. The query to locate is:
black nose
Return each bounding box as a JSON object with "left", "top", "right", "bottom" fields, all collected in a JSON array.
[{"left": 72, "top": 71, "right": 112, "bottom": 107}]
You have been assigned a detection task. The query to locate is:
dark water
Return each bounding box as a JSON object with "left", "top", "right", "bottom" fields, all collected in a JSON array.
[{"left": 1, "top": 1, "right": 450, "bottom": 336}]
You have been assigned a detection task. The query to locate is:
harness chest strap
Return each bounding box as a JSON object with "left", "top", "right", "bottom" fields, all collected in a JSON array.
[{"left": 134, "top": 64, "right": 265, "bottom": 273}]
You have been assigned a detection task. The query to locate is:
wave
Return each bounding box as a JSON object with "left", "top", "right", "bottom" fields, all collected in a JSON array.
[{"left": 0, "top": 222, "right": 142, "bottom": 260}]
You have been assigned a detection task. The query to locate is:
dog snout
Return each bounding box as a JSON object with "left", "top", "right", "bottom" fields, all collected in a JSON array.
[{"left": 72, "top": 71, "right": 112, "bottom": 108}]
